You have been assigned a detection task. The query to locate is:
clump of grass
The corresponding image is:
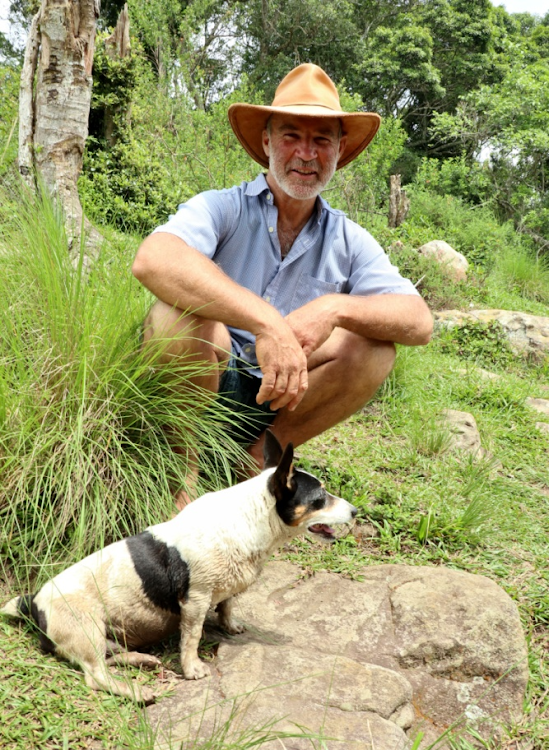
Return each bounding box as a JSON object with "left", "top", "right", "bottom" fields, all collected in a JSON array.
[
  {"left": 489, "top": 245, "right": 549, "bottom": 304},
  {"left": 0, "top": 182, "right": 246, "bottom": 583},
  {"left": 417, "top": 455, "right": 499, "bottom": 546},
  {"left": 407, "top": 412, "right": 453, "bottom": 457}
]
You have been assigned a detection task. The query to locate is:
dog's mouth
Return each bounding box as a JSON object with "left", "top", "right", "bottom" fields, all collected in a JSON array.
[{"left": 308, "top": 523, "right": 336, "bottom": 540}]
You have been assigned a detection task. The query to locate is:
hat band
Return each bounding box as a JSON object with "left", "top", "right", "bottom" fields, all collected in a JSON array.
[{"left": 276, "top": 102, "right": 337, "bottom": 109}]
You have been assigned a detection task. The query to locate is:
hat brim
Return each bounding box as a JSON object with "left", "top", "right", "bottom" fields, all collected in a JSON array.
[{"left": 228, "top": 103, "right": 381, "bottom": 170}]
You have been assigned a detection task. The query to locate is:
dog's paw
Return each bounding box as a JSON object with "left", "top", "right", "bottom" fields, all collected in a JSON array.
[
  {"left": 182, "top": 658, "right": 210, "bottom": 680},
  {"left": 137, "top": 686, "right": 156, "bottom": 705},
  {"left": 223, "top": 620, "right": 246, "bottom": 635}
]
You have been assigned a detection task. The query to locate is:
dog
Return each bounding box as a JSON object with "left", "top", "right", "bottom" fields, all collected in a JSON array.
[{"left": 1, "top": 430, "right": 357, "bottom": 704}]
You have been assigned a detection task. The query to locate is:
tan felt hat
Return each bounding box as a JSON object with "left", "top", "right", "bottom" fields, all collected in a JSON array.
[{"left": 228, "top": 63, "right": 381, "bottom": 170}]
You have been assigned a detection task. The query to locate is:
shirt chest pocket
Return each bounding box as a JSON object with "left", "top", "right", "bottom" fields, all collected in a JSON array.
[{"left": 291, "top": 273, "right": 343, "bottom": 310}]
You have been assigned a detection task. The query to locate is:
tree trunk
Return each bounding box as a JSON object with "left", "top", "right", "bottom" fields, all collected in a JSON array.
[
  {"left": 388, "top": 174, "right": 410, "bottom": 228},
  {"left": 18, "top": 0, "right": 102, "bottom": 262}
]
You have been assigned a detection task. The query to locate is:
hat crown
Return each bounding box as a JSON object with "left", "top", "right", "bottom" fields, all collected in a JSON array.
[{"left": 271, "top": 63, "right": 341, "bottom": 112}]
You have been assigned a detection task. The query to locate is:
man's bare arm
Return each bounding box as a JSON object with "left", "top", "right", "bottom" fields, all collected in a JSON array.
[
  {"left": 285, "top": 293, "right": 433, "bottom": 358},
  {"left": 132, "top": 232, "right": 308, "bottom": 410}
]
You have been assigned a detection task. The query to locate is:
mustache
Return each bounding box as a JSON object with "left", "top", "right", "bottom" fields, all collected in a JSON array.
[{"left": 287, "top": 159, "right": 320, "bottom": 171}]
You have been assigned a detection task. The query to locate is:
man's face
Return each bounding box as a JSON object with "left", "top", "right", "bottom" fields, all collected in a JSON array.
[{"left": 262, "top": 115, "right": 346, "bottom": 201}]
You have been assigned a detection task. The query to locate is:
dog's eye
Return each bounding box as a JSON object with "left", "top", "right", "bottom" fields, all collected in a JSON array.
[{"left": 312, "top": 496, "right": 326, "bottom": 510}]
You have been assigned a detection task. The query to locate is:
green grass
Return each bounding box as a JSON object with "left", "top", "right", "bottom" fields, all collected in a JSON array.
[
  {"left": 0, "top": 183, "right": 252, "bottom": 584},
  {"left": 1, "top": 181, "right": 549, "bottom": 747}
]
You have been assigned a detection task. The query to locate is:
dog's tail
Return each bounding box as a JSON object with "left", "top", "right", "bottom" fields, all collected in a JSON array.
[{"left": 0, "top": 594, "right": 34, "bottom": 620}]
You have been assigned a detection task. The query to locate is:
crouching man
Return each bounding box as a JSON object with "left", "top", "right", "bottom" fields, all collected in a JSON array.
[{"left": 132, "top": 63, "right": 433, "bottom": 507}]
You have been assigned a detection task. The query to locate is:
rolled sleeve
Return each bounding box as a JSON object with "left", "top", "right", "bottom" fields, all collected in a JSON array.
[
  {"left": 152, "top": 190, "right": 233, "bottom": 260},
  {"left": 345, "top": 221, "right": 419, "bottom": 297}
]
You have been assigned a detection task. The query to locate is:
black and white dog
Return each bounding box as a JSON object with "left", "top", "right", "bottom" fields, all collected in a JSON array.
[{"left": 1, "top": 431, "right": 357, "bottom": 703}]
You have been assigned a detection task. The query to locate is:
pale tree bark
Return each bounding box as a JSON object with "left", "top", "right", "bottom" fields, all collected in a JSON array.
[
  {"left": 18, "top": 0, "right": 102, "bottom": 262},
  {"left": 388, "top": 174, "right": 410, "bottom": 228}
]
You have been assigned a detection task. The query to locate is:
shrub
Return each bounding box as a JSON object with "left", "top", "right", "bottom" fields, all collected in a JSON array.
[
  {"left": 0, "top": 182, "right": 245, "bottom": 578},
  {"left": 399, "top": 186, "right": 522, "bottom": 270},
  {"left": 437, "top": 320, "right": 515, "bottom": 370}
]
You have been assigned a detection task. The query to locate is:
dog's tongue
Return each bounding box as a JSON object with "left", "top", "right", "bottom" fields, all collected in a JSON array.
[{"left": 309, "top": 523, "right": 335, "bottom": 536}]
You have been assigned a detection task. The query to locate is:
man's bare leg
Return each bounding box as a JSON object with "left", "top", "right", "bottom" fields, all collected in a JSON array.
[
  {"left": 143, "top": 300, "right": 232, "bottom": 508},
  {"left": 247, "top": 328, "right": 396, "bottom": 471}
]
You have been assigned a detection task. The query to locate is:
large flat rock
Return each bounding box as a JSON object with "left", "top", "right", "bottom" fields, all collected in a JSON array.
[
  {"left": 434, "top": 309, "right": 549, "bottom": 358},
  {"left": 147, "top": 561, "right": 528, "bottom": 749}
]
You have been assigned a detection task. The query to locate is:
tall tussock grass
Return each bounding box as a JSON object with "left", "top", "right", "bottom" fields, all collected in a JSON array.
[{"left": 0, "top": 184, "right": 244, "bottom": 583}]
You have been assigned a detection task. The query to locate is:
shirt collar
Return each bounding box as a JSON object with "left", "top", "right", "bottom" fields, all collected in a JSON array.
[{"left": 243, "top": 173, "right": 270, "bottom": 196}]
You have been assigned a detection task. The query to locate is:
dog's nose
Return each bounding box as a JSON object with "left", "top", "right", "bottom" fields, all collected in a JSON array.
[{"left": 351, "top": 507, "right": 358, "bottom": 518}]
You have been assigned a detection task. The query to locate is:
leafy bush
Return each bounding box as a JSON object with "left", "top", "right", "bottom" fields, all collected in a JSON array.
[
  {"left": 413, "top": 155, "right": 492, "bottom": 207},
  {"left": 80, "top": 68, "right": 263, "bottom": 235},
  {"left": 437, "top": 320, "right": 515, "bottom": 369},
  {"left": 400, "top": 187, "right": 521, "bottom": 270}
]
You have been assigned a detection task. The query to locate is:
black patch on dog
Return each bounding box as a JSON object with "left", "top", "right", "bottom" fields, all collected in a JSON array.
[
  {"left": 126, "top": 531, "right": 190, "bottom": 614},
  {"left": 17, "top": 594, "right": 56, "bottom": 654}
]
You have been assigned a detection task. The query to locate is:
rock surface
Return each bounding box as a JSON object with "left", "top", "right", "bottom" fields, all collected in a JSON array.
[
  {"left": 526, "top": 397, "right": 549, "bottom": 416},
  {"left": 418, "top": 240, "right": 469, "bottom": 282},
  {"left": 147, "top": 562, "right": 528, "bottom": 750},
  {"left": 442, "top": 409, "right": 484, "bottom": 458},
  {"left": 434, "top": 309, "right": 549, "bottom": 359}
]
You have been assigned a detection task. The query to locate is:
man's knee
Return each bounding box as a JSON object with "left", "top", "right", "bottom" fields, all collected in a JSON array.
[
  {"left": 143, "top": 300, "right": 231, "bottom": 364},
  {"left": 332, "top": 332, "right": 396, "bottom": 387}
]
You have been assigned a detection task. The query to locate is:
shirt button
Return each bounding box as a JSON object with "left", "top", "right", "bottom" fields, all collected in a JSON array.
[
  {"left": 268, "top": 226, "right": 274, "bottom": 233},
  {"left": 267, "top": 193, "right": 272, "bottom": 201},
  {"left": 264, "top": 295, "right": 271, "bottom": 302}
]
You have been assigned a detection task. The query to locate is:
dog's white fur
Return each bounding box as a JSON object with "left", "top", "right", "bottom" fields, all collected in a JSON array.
[{"left": 1, "top": 433, "right": 356, "bottom": 703}]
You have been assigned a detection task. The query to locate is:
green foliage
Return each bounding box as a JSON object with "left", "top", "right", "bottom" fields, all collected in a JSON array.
[
  {"left": 430, "top": 59, "right": 549, "bottom": 242},
  {"left": 489, "top": 244, "right": 549, "bottom": 304},
  {"left": 81, "top": 74, "right": 263, "bottom": 234},
  {"left": 0, "top": 181, "right": 246, "bottom": 575},
  {"left": 413, "top": 155, "right": 492, "bottom": 207},
  {"left": 0, "top": 64, "right": 20, "bottom": 176},
  {"left": 356, "top": 22, "right": 443, "bottom": 117},
  {"left": 438, "top": 320, "right": 516, "bottom": 370},
  {"left": 88, "top": 30, "right": 140, "bottom": 143},
  {"left": 395, "top": 186, "right": 518, "bottom": 271},
  {"left": 235, "top": 0, "right": 359, "bottom": 99},
  {"left": 355, "top": 0, "right": 506, "bottom": 153}
]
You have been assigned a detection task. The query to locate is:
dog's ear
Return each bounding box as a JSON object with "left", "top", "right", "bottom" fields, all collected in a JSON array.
[
  {"left": 269, "top": 440, "right": 295, "bottom": 499},
  {"left": 263, "top": 429, "right": 283, "bottom": 469}
]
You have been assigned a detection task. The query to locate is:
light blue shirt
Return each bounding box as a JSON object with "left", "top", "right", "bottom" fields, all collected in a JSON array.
[{"left": 153, "top": 174, "right": 418, "bottom": 369}]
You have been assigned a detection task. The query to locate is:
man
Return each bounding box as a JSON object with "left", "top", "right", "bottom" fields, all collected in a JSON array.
[{"left": 132, "top": 63, "right": 433, "bottom": 505}]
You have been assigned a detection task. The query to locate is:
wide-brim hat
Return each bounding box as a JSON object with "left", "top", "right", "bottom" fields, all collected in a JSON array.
[{"left": 228, "top": 64, "right": 381, "bottom": 170}]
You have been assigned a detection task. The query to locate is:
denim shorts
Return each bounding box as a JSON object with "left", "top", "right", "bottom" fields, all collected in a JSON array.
[{"left": 216, "top": 357, "right": 277, "bottom": 445}]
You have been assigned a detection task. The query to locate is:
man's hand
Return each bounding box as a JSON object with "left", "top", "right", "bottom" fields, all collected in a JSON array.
[
  {"left": 255, "top": 323, "right": 309, "bottom": 412},
  {"left": 255, "top": 297, "right": 338, "bottom": 412},
  {"left": 285, "top": 296, "right": 338, "bottom": 359}
]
